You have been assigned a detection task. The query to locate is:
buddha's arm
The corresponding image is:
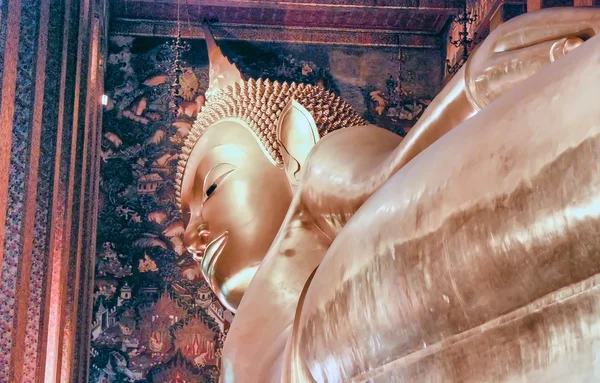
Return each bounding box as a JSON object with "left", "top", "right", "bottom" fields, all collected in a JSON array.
[
  {"left": 220, "top": 193, "right": 331, "bottom": 383},
  {"left": 381, "top": 7, "right": 600, "bottom": 178},
  {"left": 303, "top": 8, "right": 600, "bottom": 237},
  {"left": 290, "top": 32, "right": 600, "bottom": 382}
]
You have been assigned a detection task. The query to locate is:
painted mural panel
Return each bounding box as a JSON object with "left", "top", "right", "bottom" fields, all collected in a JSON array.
[{"left": 90, "top": 35, "right": 440, "bottom": 382}]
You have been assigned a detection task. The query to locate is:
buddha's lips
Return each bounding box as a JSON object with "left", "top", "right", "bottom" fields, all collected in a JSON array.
[
  {"left": 189, "top": 224, "right": 211, "bottom": 262},
  {"left": 199, "top": 227, "right": 210, "bottom": 241},
  {"left": 201, "top": 231, "right": 229, "bottom": 287}
]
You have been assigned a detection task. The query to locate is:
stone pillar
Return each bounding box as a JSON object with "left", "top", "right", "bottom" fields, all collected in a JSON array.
[{"left": 0, "top": 0, "right": 106, "bottom": 380}]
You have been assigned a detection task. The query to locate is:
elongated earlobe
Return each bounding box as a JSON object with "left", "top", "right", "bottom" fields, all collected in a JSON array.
[{"left": 276, "top": 100, "right": 320, "bottom": 188}]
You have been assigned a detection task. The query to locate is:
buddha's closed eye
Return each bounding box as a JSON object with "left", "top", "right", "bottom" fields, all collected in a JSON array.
[
  {"left": 206, "top": 183, "right": 217, "bottom": 197},
  {"left": 203, "top": 163, "right": 236, "bottom": 201}
]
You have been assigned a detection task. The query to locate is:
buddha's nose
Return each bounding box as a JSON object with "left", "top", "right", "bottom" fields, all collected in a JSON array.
[{"left": 184, "top": 218, "right": 211, "bottom": 259}]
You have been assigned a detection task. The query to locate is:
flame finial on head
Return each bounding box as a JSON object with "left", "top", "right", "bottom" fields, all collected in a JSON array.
[{"left": 203, "top": 24, "right": 243, "bottom": 99}]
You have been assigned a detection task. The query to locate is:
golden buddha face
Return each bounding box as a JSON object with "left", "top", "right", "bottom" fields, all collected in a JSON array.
[
  {"left": 180, "top": 118, "right": 293, "bottom": 311},
  {"left": 177, "top": 75, "right": 365, "bottom": 312}
]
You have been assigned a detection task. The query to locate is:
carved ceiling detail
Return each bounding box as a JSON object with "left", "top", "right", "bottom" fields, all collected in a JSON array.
[{"left": 111, "top": 0, "right": 464, "bottom": 48}]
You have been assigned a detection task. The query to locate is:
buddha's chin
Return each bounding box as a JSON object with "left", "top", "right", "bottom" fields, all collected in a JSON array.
[
  {"left": 201, "top": 231, "right": 229, "bottom": 287},
  {"left": 217, "top": 264, "right": 262, "bottom": 313}
]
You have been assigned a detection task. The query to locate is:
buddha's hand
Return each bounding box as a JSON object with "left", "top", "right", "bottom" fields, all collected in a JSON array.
[{"left": 465, "top": 7, "right": 600, "bottom": 109}]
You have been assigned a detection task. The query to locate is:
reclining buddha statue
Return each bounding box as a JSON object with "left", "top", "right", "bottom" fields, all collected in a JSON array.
[{"left": 177, "top": 7, "right": 600, "bottom": 382}]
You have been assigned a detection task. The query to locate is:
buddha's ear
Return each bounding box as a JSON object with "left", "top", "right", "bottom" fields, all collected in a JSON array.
[{"left": 276, "top": 100, "right": 320, "bottom": 188}]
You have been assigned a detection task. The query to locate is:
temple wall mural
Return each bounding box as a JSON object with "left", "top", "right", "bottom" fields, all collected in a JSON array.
[{"left": 90, "top": 35, "right": 442, "bottom": 382}]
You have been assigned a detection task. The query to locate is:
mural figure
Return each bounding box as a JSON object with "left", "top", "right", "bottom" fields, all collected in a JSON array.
[
  {"left": 363, "top": 71, "right": 431, "bottom": 136},
  {"left": 178, "top": 8, "right": 600, "bottom": 382}
]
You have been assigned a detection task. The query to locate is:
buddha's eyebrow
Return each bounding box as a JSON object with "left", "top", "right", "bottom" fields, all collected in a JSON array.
[
  {"left": 198, "top": 145, "right": 248, "bottom": 173},
  {"left": 194, "top": 145, "right": 247, "bottom": 192},
  {"left": 203, "top": 163, "right": 237, "bottom": 192},
  {"left": 194, "top": 147, "right": 230, "bottom": 185},
  {"left": 202, "top": 163, "right": 224, "bottom": 191}
]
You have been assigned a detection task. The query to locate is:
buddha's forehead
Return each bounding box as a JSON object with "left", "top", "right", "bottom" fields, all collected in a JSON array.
[
  {"left": 180, "top": 118, "right": 275, "bottom": 208},
  {"left": 195, "top": 119, "right": 267, "bottom": 157}
]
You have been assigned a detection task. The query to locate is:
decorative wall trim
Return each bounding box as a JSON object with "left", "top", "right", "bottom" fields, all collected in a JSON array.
[
  {"left": 111, "top": 19, "right": 444, "bottom": 48},
  {"left": 115, "top": 0, "right": 463, "bottom": 11},
  {"left": 0, "top": 0, "right": 106, "bottom": 381},
  {"left": 111, "top": 0, "right": 460, "bottom": 34},
  {"left": 11, "top": 0, "right": 51, "bottom": 379}
]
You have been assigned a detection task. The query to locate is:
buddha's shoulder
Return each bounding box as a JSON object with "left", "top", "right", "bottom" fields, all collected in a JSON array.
[{"left": 307, "top": 124, "right": 402, "bottom": 168}]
